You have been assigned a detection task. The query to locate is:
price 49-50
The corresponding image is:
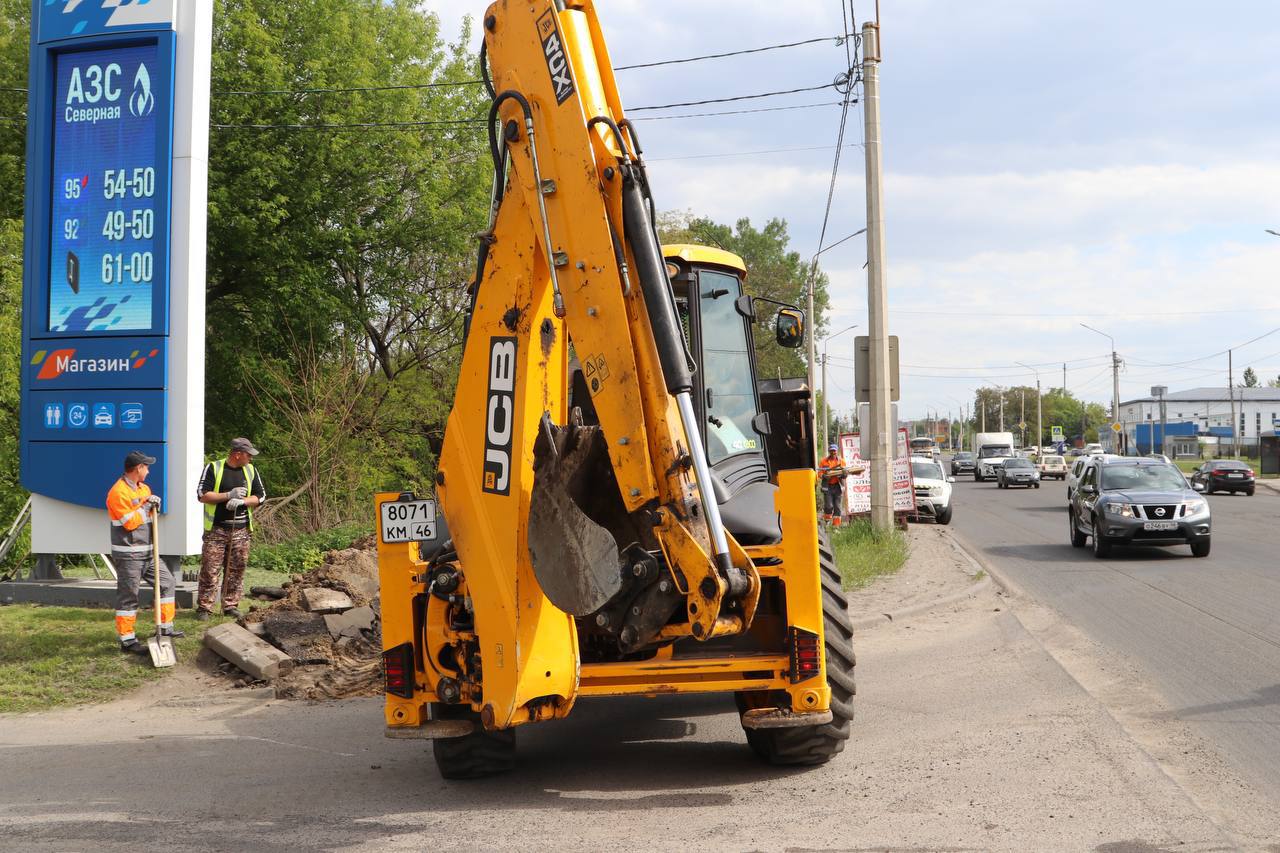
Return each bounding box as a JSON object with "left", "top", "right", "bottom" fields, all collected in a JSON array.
[
  {"left": 101, "top": 252, "right": 153, "bottom": 284},
  {"left": 101, "top": 209, "right": 154, "bottom": 241}
]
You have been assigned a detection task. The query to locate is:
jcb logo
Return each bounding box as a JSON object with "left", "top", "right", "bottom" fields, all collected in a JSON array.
[
  {"left": 483, "top": 337, "right": 517, "bottom": 495},
  {"left": 537, "top": 10, "right": 576, "bottom": 105}
]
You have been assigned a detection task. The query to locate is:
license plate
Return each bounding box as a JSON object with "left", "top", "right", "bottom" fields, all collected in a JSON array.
[
  {"left": 1228, "top": 473, "right": 1243, "bottom": 478},
  {"left": 1142, "top": 521, "right": 1177, "bottom": 531},
  {"left": 380, "top": 498, "right": 438, "bottom": 544}
]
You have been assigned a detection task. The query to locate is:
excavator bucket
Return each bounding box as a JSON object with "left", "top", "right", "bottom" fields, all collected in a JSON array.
[{"left": 528, "top": 411, "right": 624, "bottom": 616}]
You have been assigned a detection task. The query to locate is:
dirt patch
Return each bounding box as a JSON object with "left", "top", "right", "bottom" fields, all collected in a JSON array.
[{"left": 214, "top": 545, "right": 384, "bottom": 701}]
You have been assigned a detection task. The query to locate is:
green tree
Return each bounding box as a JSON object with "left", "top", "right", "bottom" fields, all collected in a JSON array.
[
  {"left": 658, "top": 211, "right": 829, "bottom": 382},
  {"left": 1242, "top": 367, "right": 1258, "bottom": 387}
]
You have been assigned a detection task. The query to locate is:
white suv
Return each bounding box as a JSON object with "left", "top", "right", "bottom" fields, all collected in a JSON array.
[{"left": 909, "top": 456, "right": 954, "bottom": 525}]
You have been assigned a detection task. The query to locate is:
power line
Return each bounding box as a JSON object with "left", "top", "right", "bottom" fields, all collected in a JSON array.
[
  {"left": 892, "top": 307, "right": 1280, "bottom": 319},
  {"left": 633, "top": 101, "right": 842, "bottom": 122},
  {"left": 628, "top": 82, "right": 836, "bottom": 112},
  {"left": 647, "top": 142, "right": 860, "bottom": 162},
  {"left": 616, "top": 35, "right": 843, "bottom": 70},
  {"left": 1124, "top": 327, "right": 1280, "bottom": 368}
]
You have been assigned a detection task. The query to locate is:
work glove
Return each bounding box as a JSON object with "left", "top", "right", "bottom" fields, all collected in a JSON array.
[
  {"left": 228, "top": 486, "right": 248, "bottom": 500},
  {"left": 226, "top": 498, "right": 245, "bottom": 512},
  {"left": 145, "top": 495, "right": 162, "bottom": 508}
]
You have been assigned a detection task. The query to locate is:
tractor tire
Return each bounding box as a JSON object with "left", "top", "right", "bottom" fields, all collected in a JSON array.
[
  {"left": 739, "top": 532, "right": 855, "bottom": 766},
  {"left": 430, "top": 703, "right": 516, "bottom": 780}
]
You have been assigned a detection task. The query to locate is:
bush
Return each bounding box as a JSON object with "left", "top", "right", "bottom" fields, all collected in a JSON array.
[{"left": 248, "top": 522, "right": 370, "bottom": 574}]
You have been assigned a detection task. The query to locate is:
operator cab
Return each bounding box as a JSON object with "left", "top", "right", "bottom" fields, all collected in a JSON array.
[{"left": 663, "top": 245, "right": 809, "bottom": 545}]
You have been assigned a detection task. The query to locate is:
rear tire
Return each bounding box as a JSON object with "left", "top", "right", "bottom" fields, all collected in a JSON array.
[
  {"left": 430, "top": 703, "right": 516, "bottom": 780},
  {"left": 1191, "top": 538, "right": 1211, "bottom": 558},
  {"left": 1246, "top": 487, "right": 1255, "bottom": 497},
  {"left": 740, "top": 532, "right": 855, "bottom": 766},
  {"left": 1069, "top": 511, "right": 1087, "bottom": 547}
]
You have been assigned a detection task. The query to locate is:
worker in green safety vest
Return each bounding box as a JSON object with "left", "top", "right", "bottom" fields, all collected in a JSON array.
[{"left": 195, "top": 437, "right": 267, "bottom": 620}]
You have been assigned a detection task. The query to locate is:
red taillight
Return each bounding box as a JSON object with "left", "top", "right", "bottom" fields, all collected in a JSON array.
[
  {"left": 1247, "top": 470, "right": 1255, "bottom": 477},
  {"left": 789, "top": 627, "right": 822, "bottom": 683},
  {"left": 383, "top": 642, "right": 415, "bottom": 699}
]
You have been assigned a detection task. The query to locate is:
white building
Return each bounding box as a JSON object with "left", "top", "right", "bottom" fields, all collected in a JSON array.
[{"left": 1120, "top": 387, "right": 1280, "bottom": 449}]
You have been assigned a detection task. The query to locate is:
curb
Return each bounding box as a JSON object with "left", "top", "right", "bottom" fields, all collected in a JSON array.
[
  {"left": 848, "top": 530, "right": 995, "bottom": 632},
  {"left": 1257, "top": 479, "right": 1280, "bottom": 497},
  {"left": 943, "top": 526, "right": 1031, "bottom": 603}
]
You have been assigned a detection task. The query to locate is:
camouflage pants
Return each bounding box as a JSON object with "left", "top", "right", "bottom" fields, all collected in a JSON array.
[{"left": 198, "top": 526, "right": 251, "bottom": 613}]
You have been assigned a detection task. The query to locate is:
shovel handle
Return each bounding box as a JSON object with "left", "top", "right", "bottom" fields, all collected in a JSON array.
[{"left": 152, "top": 512, "right": 162, "bottom": 630}]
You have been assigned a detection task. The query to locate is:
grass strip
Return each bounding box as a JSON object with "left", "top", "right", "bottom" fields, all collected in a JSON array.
[{"left": 830, "top": 518, "right": 910, "bottom": 591}]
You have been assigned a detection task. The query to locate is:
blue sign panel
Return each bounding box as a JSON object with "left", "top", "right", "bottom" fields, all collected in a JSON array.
[
  {"left": 20, "top": 1, "right": 176, "bottom": 509},
  {"left": 49, "top": 43, "right": 168, "bottom": 333}
]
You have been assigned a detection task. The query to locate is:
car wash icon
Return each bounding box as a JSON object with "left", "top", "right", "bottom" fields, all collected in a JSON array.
[{"left": 92, "top": 402, "right": 115, "bottom": 429}]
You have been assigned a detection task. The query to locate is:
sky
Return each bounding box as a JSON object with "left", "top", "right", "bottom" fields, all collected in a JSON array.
[{"left": 423, "top": 1, "right": 1280, "bottom": 425}]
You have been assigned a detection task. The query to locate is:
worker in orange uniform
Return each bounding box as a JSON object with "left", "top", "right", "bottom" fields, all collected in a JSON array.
[
  {"left": 817, "top": 444, "right": 847, "bottom": 526},
  {"left": 107, "top": 450, "right": 182, "bottom": 655}
]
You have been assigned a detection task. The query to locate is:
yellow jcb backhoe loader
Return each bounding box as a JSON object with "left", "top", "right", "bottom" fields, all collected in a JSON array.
[{"left": 375, "top": 0, "right": 856, "bottom": 778}]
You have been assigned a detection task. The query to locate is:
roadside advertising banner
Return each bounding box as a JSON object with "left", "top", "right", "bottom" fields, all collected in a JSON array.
[{"left": 838, "top": 428, "right": 915, "bottom": 515}]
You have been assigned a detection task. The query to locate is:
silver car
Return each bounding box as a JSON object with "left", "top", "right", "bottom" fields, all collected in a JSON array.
[{"left": 997, "top": 457, "right": 1041, "bottom": 489}]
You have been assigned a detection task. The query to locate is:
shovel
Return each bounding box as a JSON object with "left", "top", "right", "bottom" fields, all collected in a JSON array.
[{"left": 147, "top": 511, "right": 177, "bottom": 668}]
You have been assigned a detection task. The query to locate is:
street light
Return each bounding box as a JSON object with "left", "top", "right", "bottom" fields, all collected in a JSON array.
[
  {"left": 1016, "top": 362, "right": 1043, "bottom": 452},
  {"left": 804, "top": 227, "right": 868, "bottom": 461},
  {"left": 819, "top": 323, "right": 859, "bottom": 451},
  {"left": 1081, "top": 323, "right": 1122, "bottom": 452}
]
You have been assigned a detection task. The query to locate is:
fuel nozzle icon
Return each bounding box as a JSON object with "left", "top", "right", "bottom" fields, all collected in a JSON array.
[{"left": 66, "top": 251, "right": 79, "bottom": 294}]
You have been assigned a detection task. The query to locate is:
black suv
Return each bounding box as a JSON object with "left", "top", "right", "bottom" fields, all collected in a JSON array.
[
  {"left": 1068, "top": 458, "right": 1210, "bottom": 558},
  {"left": 950, "top": 452, "right": 975, "bottom": 477}
]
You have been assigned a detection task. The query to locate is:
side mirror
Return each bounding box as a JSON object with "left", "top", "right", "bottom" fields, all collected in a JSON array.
[
  {"left": 775, "top": 309, "right": 805, "bottom": 348},
  {"left": 1080, "top": 484, "right": 1096, "bottom": 495},
  {"left": 1192, "top": 481, "right": 1206, "bottom": 492},
  {"left": 946, "top": 476, "right": 956, "bottom": 483}
]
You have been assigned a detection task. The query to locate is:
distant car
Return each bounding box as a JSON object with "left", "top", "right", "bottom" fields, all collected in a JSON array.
[
  {"left": 1068, "top": 457, "right": 1210, "bottom": 558},
  {"left": 1188, "top": 460, "right": 1256, "bottom": 496},
  {"left": 909, "top": 456, "right": 954, "bottom": 525},
  {"left": 1083, "top": 443, "right": 1104, "bottom": 455},
  {"left": 1038, "top": 454, "right": 1067, "bottom": 480},
  {"left": 997, "top": 457, "right": 1040, "bottom": 489},
  {"left": 950, "top": 451, "right": 975, "bottom": 477}
]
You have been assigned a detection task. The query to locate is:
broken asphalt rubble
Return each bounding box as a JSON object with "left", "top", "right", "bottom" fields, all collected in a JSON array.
[{"left": 202, "top": 537, "right": 384, "bottom": 700}]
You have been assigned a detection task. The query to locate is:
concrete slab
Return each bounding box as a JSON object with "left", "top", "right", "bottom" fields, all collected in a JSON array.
[
  {"left": 323, "top": 605, "right": 375, "bottom": 639},
  {"left": 0, "top": 579, "right": 199, "bottom": 609},
  {"left": 300, "top": 587, "right": 354, "bottom": 613}
]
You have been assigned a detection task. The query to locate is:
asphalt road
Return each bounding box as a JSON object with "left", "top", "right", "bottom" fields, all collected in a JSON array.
[{"left": 948, "top": 467, "right": 1280, "bottom": 802}]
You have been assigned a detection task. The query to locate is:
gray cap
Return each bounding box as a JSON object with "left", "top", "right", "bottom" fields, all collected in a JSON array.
[
  {"left": 124, "top": 450, "right": 156, "bottom": 470},
  {"left": 229, "top": 437, "right": 259, "bottom": 456}
]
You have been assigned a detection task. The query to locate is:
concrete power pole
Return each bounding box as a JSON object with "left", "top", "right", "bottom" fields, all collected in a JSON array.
[
  {"left": 862, "top": 21, "right": 894, "bottom": 530},
  {"left": 1229, "top": 348, "right": 1237, "bottom": 457}
]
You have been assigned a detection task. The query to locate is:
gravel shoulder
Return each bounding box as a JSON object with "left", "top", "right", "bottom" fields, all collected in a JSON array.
[{"left": 0, "top": 525, "right": 1248, "bottom": 851}]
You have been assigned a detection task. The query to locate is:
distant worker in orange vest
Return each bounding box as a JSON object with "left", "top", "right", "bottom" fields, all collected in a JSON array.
[
  {"left": 817, "top": 444, "right": 848, "bottom": 526},
  {"left": 106, "top": 450, "right": 180, "bottom": 655}
]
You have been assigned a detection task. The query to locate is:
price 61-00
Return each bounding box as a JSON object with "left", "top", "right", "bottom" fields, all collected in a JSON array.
[{"left": 101, "top": 252, "right": 153, "bottom": 284}]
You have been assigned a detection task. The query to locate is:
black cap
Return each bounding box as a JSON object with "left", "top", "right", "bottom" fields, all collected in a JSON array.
[
  {"left": 229, "top": 437, "right": 259, "bottom": 456},
  {"left": 124, "top": 450, "right": 156, "bottom": 471}
]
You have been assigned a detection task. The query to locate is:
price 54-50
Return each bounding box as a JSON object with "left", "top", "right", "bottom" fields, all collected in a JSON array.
[
  {"left": 101, "top": 209, "right": 154, "bottom": 241},
  {"left": 103, "top": 167, "right": 155, "bottom": 200}
]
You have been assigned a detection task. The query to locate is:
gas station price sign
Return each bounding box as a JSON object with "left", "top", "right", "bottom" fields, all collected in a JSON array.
[{"left": 47, "top": 42, "right": 171, "bottom": 334}]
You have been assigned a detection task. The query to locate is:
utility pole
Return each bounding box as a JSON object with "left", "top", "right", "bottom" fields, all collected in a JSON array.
[
  {"left": 1018, "top": 362, "right": 1042, "bottom": 453},
  {"left": 1082, "top": 324, "right": 1121, "bottom": 453},
  {"left": 1063, "top": 362, "right": 1067, "bottom": 394},
  {"left": 1229, "top": 348, "right": 1237, "bottom": 457},
  {"left": 820, "top": 352, "right": 828, "bottom": 451},
  {"left": 1020, "top": 390, "right": 1025, "bottom": 446},
  {"left": 999, "top": 389, "right": 1005, "bottom": 432},
  {"left": 981, "top": 393, "right": 986, "bottom": 432},
  {"left": 862, "top": 20, "right": 894, "bottom": 531}
]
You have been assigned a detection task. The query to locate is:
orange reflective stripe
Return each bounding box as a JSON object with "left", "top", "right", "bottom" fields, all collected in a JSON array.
[
  {"left": 160, "top": 601, "right": 176, "bottom": 624},
  {"left": 114, "top": 612, "right": 137, "bottom": 638}
]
